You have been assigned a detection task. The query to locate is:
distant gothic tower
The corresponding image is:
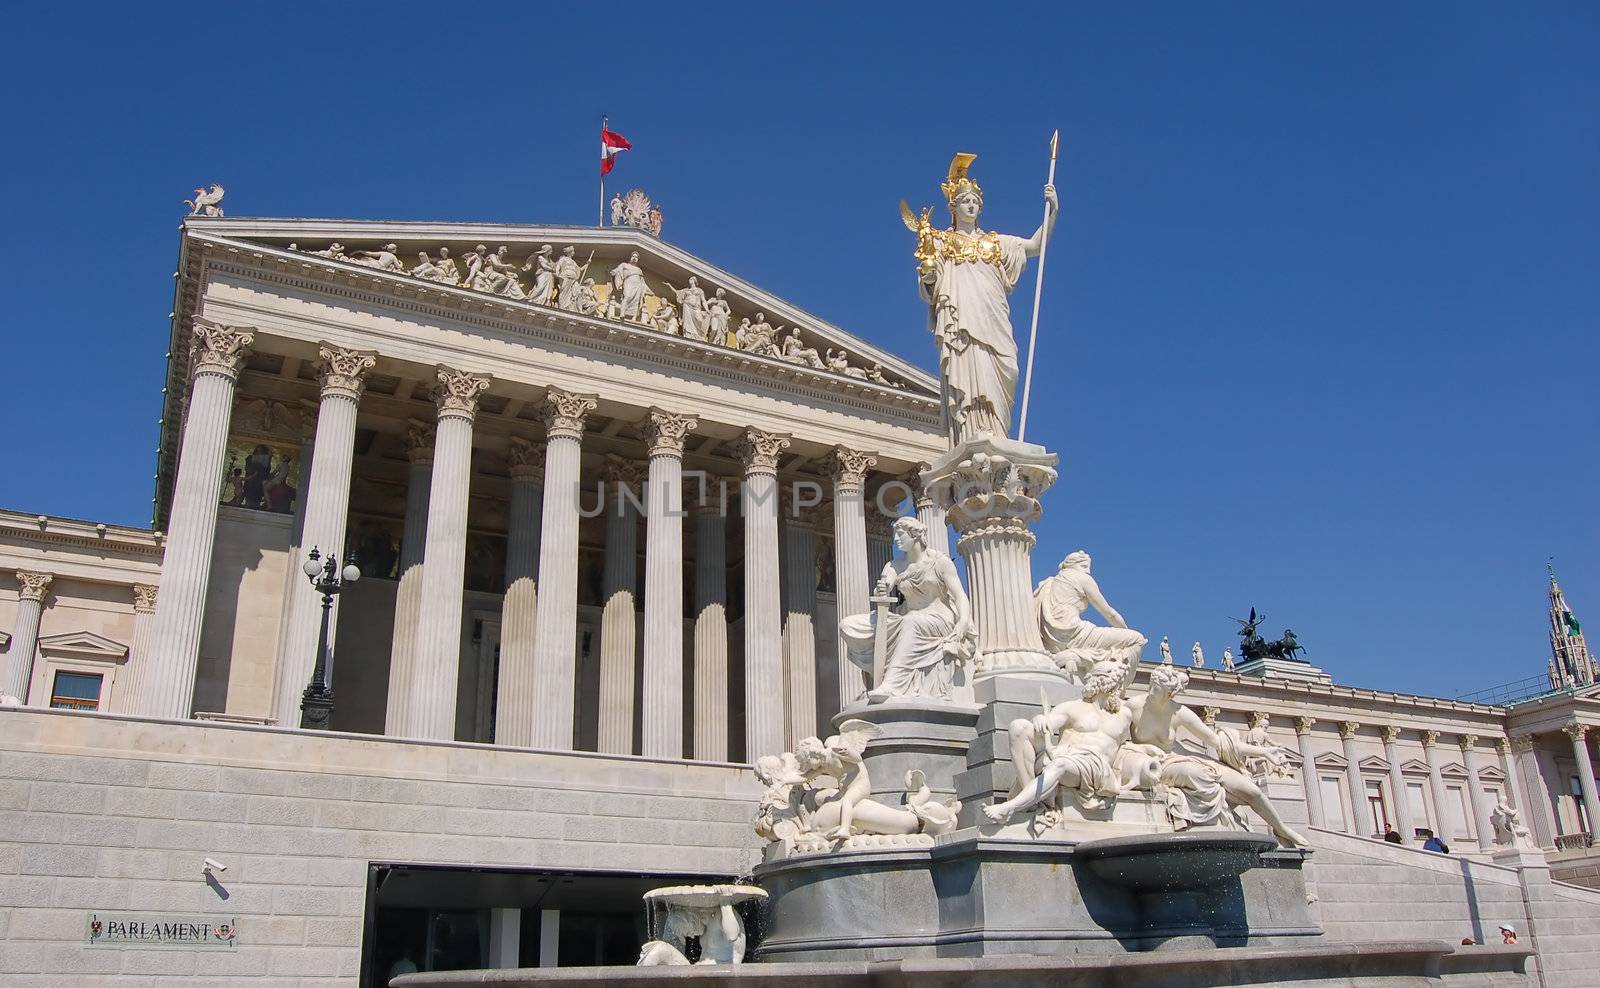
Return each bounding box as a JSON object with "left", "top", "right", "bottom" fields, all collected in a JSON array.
[{"left": 1547, "top": 564, "right": 1595, "bottom": 688}]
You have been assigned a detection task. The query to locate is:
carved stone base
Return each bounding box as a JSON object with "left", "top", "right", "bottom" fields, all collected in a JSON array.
[
  {"left": 954, "top": 674, "right": 1079, "bottom": 829},
  {"left": 835, "top": 697, "right": 980, "bottom": 804}
]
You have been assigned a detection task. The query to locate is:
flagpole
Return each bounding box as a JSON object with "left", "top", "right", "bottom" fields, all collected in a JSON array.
[
  {"left": 598, "top": 114, "right": 607, "bottom": 226},
  {"left": 1016, "top": 129, "right": 1060, "bottom": 444}
]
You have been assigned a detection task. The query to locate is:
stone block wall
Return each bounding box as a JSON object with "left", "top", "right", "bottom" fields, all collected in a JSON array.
[
  {"left": 0, "top": 707, "right": 760, "bottom": 986},
  {"left": 1305, "top": 826, "right": 1600, "bottom": 988}
]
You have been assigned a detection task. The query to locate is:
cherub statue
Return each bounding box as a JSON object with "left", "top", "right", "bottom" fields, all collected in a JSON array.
[{"left": 185, "top": 184, "right": 225, "bottom": 217}]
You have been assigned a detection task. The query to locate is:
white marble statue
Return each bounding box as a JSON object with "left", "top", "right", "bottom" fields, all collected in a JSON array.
[
  {"left": 655, "top": 299, "right": 680, "bottom": 336},
  {"left": 554, "top": 246, "right": 582, "bottom": 309},
  {"left": 636, "top": 885, "right": 765, "bottom": 966},
  {"left": 473, "top": 246, "right": 526, "bottom": 298},
  {"left": 839, "top": 517, "right": 976, "bottom": 703},
  {"left": 524, "top": 245, "right": 556, "bottom": 304},
  {"left": 611, "top": 251, "right": 648, "bottom": 321},
  {"left": 1490, "top": 798, "right": 1537, "bottom": 850},
  {"left": 671, "top": 277, "right": 708, "bottom": 339},
  {"left": 1192, "top": 641, "right": 1205, "bottom": 669},
  {"left": 461, "top": 245, "right": 488, "bottom": 287},
  {"left": 185, "top": 183, "right": 225, "bottom": 217},
  {"left": 1123, "top": 665, "right": 1307, "bottom": 847},
  {"left": 904, "top": 153, "right": 1057, "bottom": 445},
  {"left": 867, "top": 364, "right": 892, "bottom": 386},
  {"left": 352, "top": 243, "right": 405, "bottom": 273},
  {"left": 824, "top": 348, "right": 850, "bottom": 375},
  {"left": 740, "top": 313, "right": 781, "bottom": 357},
  {"left": 410, "top": 248, "right": 459, "bottom": 285},
  {"left": 705, "top": 288, "right": 731, "bottom": 343},
  {"left": 609, "top": 193, "right": 625, "bottom": 226},
  {"left": 307, "top": 242, "right": 348, "bottom": 260},
  {"left": 574, "top": 278, "right": 599, "bottom": 315},
  {"left": 754, "top": 721, "right": 961, "bottom": 849},
  {"left": 984, "top": 658, "right": 1135, "bottom": 824},
  {"left": 1222, "top": 647, "right": 1236, "bottom": 672},
  {"left": 780, "top": 329, "right": 826, "bottom": 369},
  {"left": 1034, "top": 551, "right": 1147, "bottom": 682},
  {"left": 1160, "top": 636, "right": 1173, "bottom": 665}
]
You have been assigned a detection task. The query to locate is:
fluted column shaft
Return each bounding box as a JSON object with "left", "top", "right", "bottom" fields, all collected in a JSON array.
[
  {"left": 830, "top": 447, "right": 874, "bottom": 708},
  {"left": 1338, "top": 722, "right": 1366, "bottom": 835},
  {"left": 1295, "top": 718, "right": 1326, "bottom": 829},
  {"left": 904, "top": 468, "right": 949, "bottom": 556},
  {"left": 741, "top": 430, "right": 790, "bottom": 761},
  {"left": 385, "top": 427, "right": 433, "bottom": 734},
  {"left": 529, "top": 390, "right": 597, "bottom": 750},
  {"left": 1459, "top": 736, "right": 1494, "bottom": 849},
  {"left": 1381, "top": 727, "right": 1414, "bottom": 842},
  {"left": 119, "top": 585, "right": 159, "bottom": 713},
  {"left": 642, "top": 410, "right": 696, "bottom": 758},
  {"left": 866, "top": 525, "right": 894, "bottom": 585},
  {"left": 693, "top": 500, "right": 729, "bottom": 761},
  {"left": 1421, "top": 731, "right": 1452, "bottom": 839},
  {"left": 145, "top": 322, "right": 253, "bottom": 719},
  {"left": 1565, "top": 725, "right": 1600, "bottom": 840},
  {"left": 598, "top": 459, "right": 642, "bottom": 755},
  {"left": 1497, "top": 738, "right": 1526, "bottom": 811},
  {"left": 272, "top": 344, "right": 376, "bottom": 725},
  {"left": 404, "top": 366, "right": 490, "bottom": 740},
  {"left": 782, "top": 516, "right": 818, "bottom": 746},
  {"left": 4, "top": 572, "right": 52, "bottom": 703},
  {"left": 495, "top": 438, "right": 543, "bottom": 746}
]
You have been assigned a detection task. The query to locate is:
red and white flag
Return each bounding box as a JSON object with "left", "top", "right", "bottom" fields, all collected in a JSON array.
[{"left": 600, "top": 126, "right": 632, "bottom": 175}]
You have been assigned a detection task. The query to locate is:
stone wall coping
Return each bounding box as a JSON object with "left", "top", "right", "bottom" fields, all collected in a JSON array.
[{"left": 1304, "top": 825, "right": 1525, "bottom": 887}]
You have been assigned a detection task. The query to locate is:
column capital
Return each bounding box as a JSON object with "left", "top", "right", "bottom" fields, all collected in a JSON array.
[
  {"left": 1458, "top": 734, "right": 1479, "bottom": 751},
  {"left": 904, "top": 465, "right": 935, "bottom": 511},
  {"left": 1513, "top": 734, "right": 1538, "bottom": 753},
  {"left": 1202, "top": 706, "right": 1220, "bottom": 727},
  {"left": 405, "top": 419, "right": 436, "bottom": 465},
  {"left": 542, "top": 388, "right": 597, "bottom": 439},
  {"left": 643, "top": 408, "right": 699, "bottom": 458},
  {"left": 131, "top": 584, "right": 159, "bottom": 613},
  {"left": 736, "top": 429, "right": 790, "bottom": 476},
  {"left": 15, "top": 570, "right": 52, "bottom": 602},
  {"left": 1421, "top": 729, "right": 1440, "bottom": 748},
  {"left": 433, "top": 365, "right": 492, "bottom": 422},
  {"left": 1338, "top": 720, "right": 1360, "bottom": 740},
  {"left": 828, "top": 445, "right": 877, "bottom": 492},
  {"left": 1249, "top": 711, "right": 1270, "bottom": 731},
  {"left": 1496, "top": 737, "right": 1513, "bottom": 756},
  {"left": 1562, "top": 723, "right": 1590, "bottom": 742},
  {"left": 507, "top": 437, "right": 546, "bottom": 482},
  {"left": 1381, "top": 725, "right": 1402, "bottom": 745},
  {"left": 190, "top": 320, "right": 254, "bottom": 381},
  {"left": 315, "top": 343, "right": 378, "bottom": 401},
  {"left": 1295, "top": 716, "right": 1316, "bottom": 736}
]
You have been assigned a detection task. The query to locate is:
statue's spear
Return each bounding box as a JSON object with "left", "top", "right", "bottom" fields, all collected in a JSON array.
[{"left": 1016, "top": 129, "right": 1060, "bottom": 444}]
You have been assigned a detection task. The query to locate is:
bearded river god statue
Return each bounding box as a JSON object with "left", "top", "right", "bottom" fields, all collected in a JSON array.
[{"left": 903, "top": 153, "right": 1058, "bottom": 447}]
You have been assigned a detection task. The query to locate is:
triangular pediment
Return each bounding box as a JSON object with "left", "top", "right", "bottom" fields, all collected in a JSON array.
[
  {"left": 1477, "top": 765, "right": 1506, "bottom": 783},
  {"left": 1440, "top": 762, "right": 1469, "bottom": 780},
  {"left": 1359, "top": 755, "right": 1390, "bottom": 773},
  {"left": 187, "top": 217, "right": 938, "bottom": 399},
  {"left": 1400, "top": 758, "right": 1432, "bottom": 776},
  {"left": 36, "top": 631, "right": 128, "bottom": 661},
  {"left": 1314, "top": 751, "right": 1348, "bottom": 770}
]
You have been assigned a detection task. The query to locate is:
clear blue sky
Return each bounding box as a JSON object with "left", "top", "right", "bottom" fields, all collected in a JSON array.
[{"left": 3, "top": 4, "right": 1595, "bottom": 699}]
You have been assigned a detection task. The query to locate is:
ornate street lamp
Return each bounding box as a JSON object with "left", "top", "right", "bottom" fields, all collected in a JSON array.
[{"left": 299, "top": 546, "right": 359, "bottom": 730}]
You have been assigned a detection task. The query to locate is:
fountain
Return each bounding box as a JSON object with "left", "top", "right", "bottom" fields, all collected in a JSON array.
[{"left": 637, "top": 884, "right": 766, "bottom": 966}]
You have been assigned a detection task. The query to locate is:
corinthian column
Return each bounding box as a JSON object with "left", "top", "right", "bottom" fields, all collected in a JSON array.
[
  {"left": 1459, "top": 735, "right": 1494, "bottom": 849},
  {"left": 597, "top": 454, "right": 644, "bottom": 755},
  {"left": 641, "top": 409, "right": 697, "bottom": 758},
  {"left": 1563, "top": 724, "right": 1600, "bottom": 841},
  {"left": 1421, "top": 731, "right": 1451, "bottom": 840},
  {"left": 272, "top": 343, "right": 376, "bottom": 726},
  {"left": 829, "top": 446, "right": 875, "bottom": 709},
  {"left": 739, "top": 429, "right": 790, "bottom": 761},
  {"left": 3, "top": 571, "right": 52, "bottom": 703},
  {"left": 118, "top": 584, "right": 159, "bottom": 713},
  {"left": 907, "top": 466, "right": 950, "bottom": 555},
  {"left": 1382, "top": 726, "right": 1414, "bottom": 842},
  {"left": 529, "top": 389, "right": 598, "bottom": 750},
  {"left": 692, "top": 483, "right": 729, "bottom": 761},
  {"left": 495, "top": 437, "right": 544, "bottom": 746},
  {"left": 866, "top": 512, "right": 894, "bottom": 584},
  {"left": 1338, "top": 722, "right": 1366, "bottom": 835},
  {"left": 384, "top": 421, "right": 433, "bottom": 735},
  {"left": 404, "top": 365, "right": 491, "bottom": 740},
  {"left": 781, "top": 492, "right": 819, "bottom": 746},
  {"left": 145, "top": 321, "right": 252, "bottom": 719},
  {"left": 1295, "top": 717, "right": 1326, "bottom": 829}
]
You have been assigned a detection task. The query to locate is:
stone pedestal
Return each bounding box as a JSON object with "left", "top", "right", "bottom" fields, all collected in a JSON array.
[
  {"left": 834, "top": 699, "right": 980, "bottom": 803},
  {"left": 954, "top": 674, "right": 1079, "bottom": 830},
  {"left": 923, "top": 436, "right": 1065, "bottom": 685}
]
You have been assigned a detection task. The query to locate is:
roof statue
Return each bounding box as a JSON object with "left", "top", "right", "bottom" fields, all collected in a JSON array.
[
  {"left": 902, "top": 152, "right": 1058, "bottom": 446},
  {"left": 184, "top": 183, "right": 225, "bottom": 217},
  {"left": 611, "top": 189, "right": 663, "bottom": 236}
]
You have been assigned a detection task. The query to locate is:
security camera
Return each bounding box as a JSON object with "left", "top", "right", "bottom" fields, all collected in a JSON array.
[{"left": 203, "top": 858, "right": 227, "bottom": 874}]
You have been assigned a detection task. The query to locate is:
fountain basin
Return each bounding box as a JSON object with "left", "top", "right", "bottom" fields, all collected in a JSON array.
[{"left": 1077, "top": 831, "right": 1276, "bottom": 892}]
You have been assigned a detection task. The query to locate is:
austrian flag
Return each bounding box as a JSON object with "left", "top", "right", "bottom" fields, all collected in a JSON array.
[{"left": 600, "top": 127, "right": 632, "bottom": 175}]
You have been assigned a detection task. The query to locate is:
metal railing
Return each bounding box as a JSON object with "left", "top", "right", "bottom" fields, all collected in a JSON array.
[{"left": 1456, "top": 674, "right": 1569, "bottom": 707}]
